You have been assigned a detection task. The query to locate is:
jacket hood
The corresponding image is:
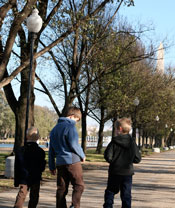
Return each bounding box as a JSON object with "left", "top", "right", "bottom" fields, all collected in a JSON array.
[
  {"left": 112, "top": 134, "right": 132, "bottom": 149},
  {"left": 58, "top": 117, "right": 76, "bottom": 125}
]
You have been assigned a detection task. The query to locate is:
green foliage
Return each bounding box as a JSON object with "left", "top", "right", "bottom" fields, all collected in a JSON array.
[
  {"left": 0, "top": 90, "right": 15, "bottom": 139},
  {"left": 34, "top": 106, "right": 57, "bottom": 138},
  {"left": 88, "top": 20, "right": 175, "bottom": 142},
  {"left": 0, "top": 90, "right": 57, "bottom": 139},
  {"left": 75, "top": 120, "right": 82, "bottom": 138}
]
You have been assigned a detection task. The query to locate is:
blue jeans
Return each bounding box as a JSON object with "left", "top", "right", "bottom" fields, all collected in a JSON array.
[{"left": 103, "top": 174, "right": 132, "bottom": 208}]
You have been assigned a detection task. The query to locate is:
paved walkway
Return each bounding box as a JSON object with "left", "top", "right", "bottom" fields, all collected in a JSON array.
[{"left": 1, "top": 150, "right": 175, "bottom": 207}]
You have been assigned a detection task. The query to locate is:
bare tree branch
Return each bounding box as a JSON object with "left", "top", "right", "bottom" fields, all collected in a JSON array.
[
  {"left": 0, "top": 0, "right": 114, "bottom": 88},
  {"left": 35, "top": 73, "right": 61, "bottom": 116},
  {"left": 0, "top": 0, "right": 37, "bottom": 81}
]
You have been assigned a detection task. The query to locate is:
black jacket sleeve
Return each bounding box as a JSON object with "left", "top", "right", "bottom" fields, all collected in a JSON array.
[
  {"left": 104, "top": 142, "right": 114, "bottom": 163},
  {"left": 104, "top": 141, "right": 120, "bottom": 164},
  {"left": 14, "top": 147, "right": 28, "bottom": 187},
  {"left": 40, "top": 150, "right": 46, "bottom": 172},
  {"left": 133, "top": 140, "right": 141, "bottom": 163}
]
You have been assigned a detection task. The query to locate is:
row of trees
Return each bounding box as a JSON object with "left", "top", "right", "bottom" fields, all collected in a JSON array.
[{"left": 0, "top": 0, "right": 175, "bottom": 153}]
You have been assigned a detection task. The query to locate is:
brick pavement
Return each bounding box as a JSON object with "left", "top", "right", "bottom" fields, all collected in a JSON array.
[{"left": 0, "top": 150, "right": 175, "bottom": 208}]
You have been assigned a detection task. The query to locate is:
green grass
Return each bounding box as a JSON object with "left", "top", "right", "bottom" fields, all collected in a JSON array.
[
  {"left": 0, "top": 152, "right": 14, "bottom": 192},
  {"left": 141, "top": 148, "right": 154, "bottom": 157},
  {"left": 0, "top": 148, "right": 106, "bottom": 188},
  {"left": 42, "top": 149, "right": 106, "bottom": 179},
  {"left": 0, "top": 153, "right": 7, "bottom": 173},
  {"left": 85, "top": 148, "right": 106, "bottom": 162},
  {"left": 0, "top": 147, "right": 151, "bottom": 191},
  {"left": 42, "top": 153, "right": 56, "bottom": 180}
]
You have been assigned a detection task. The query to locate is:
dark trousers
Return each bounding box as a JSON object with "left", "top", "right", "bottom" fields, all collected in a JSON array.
[
  {"left": 14, "top": 183, "right": 40, "bottom": 208},
  {"left": 56, "top": 162, "right": 84, "bottom": 208},
  {"left": 103, "top": 174, "right": 132, "bottom": 208}
]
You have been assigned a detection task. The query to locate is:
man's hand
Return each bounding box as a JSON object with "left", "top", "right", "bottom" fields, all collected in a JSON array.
[
  {"left": 82, "top": 157, "right": 86, "bottom": 162},
  {"left": 50, "top": 169, "right": 56, "bottom": 175}
]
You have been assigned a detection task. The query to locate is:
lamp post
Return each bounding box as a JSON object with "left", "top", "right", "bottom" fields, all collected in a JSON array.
[
  {"left": 132, "top": 97, "right": 140, "bottom": 139},
  {"left": 155, "top": 115, "right": 159, "bottom": 147},
  {"left": 24, "top": 9, "right": 42, "bottom": 143},
  {"left": 164, "top": 124, "right": 168, "bottom": 147}
]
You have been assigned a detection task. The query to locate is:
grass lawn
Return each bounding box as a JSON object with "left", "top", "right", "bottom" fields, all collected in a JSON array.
[
  {"left": 0, "top": 147, "right": 150, "bottom": 192},
  {"left": 0, "top": 148, "right": 106, "bottom": 192},
  {"left": 0, "top": 152, "right": 14, "bottom": 192},
  {"left": 85, "top": 148, "right": 106, "bottom": 162}
]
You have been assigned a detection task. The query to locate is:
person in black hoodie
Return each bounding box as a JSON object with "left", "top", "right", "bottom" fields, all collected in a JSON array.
[
  {"left": 103, "top": 117, "right": 141, "bottom": 208},
  {"left": 14, "top": 127, "right": 46, "bottom": 208}
]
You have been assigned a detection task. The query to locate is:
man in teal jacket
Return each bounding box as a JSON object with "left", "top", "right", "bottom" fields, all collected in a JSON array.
[{"left": 49, "top": 106, "right": 85, "bottom": 208}]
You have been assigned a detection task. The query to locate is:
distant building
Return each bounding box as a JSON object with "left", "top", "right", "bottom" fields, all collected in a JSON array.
[{"left": 87, "top": 125, "right": 98, "bottom": 136}]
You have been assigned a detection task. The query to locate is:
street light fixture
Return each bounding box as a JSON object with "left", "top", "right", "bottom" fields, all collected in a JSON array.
[
  {"left": 133, "top": 97, "right": 140, "bottom": 106},
  {"left": 132, "top": 97, "right": 140, "bottom": 139},
  {"left": 155, "top": 115, "right": 159, "bottom": 122},
  {"left": 24, "top": 9, "right": 42, "bottom": 143}
]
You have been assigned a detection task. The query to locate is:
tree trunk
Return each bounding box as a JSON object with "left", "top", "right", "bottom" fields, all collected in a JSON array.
[
  {"left": 112, "top": 116, "right": 118, "bottom": 137},
  {"left": 96, "top": 106, "right": 105, "bottom": 154},
  {"left": 13, "top": 88, "right": 35, "bottom": 151},
  {"left": 138, "top": 128, "right": 141, "bottom": 148},
  {"left": 96, "top": 120, "right": 104, "bottom": 154},
  {"left": 3, "top": 32, "right": 36, "bottom": 151},
  {"left": 146, "top": 136, "right": 148, "bottom": 148}
]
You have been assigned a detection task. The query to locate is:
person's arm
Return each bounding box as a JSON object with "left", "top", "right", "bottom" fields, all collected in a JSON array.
[
  {"left": 67, "top": 125, "right": 85, "bottom": 160},
  {"left": 104, "top": 141, "right": 114, "bottom": 163},
  {"left": 40, "top": 149, "right": 46, "bottom": 172},
  {"left": 14, "top": 147, "right": 28, "bottom": 187},
  {"left": 104, "top": 140, "right": 120, "bottom": 163},
  {"left": 48, "top": 133, "right": 56, "bottom": 172}
]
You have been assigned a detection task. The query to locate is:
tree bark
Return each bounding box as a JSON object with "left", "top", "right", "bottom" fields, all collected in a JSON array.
[
  {"left": 0, "top": 0, "right": 37, "bottom": 81},
  {"left": 112, "top": 116, "right": 118, "bottom": 137},
  {"left": 96, "top": 106, "right": 105, "bottom": 154}
]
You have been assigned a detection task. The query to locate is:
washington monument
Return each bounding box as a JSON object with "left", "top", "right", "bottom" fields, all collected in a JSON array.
[{"left": 156, "top": 42, "right": 164, "bottom": 74}]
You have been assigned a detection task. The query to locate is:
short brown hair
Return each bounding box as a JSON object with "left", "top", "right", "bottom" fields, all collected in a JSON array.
[
  {"left": 116, "top": 117, "right": 132, "bottom": 134},
  {"left": 66, "top": 106, "right": 82, "bottom": 120},
  {"left": 26, "top": 127, "right": 40, "bottom": 141}
]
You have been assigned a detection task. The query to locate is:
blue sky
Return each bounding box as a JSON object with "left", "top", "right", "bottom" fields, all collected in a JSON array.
[{"left": 119, "top": 0, "right": 175, "bottom": 67}]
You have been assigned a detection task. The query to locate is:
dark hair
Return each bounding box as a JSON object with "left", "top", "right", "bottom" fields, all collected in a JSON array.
[{"left": 66, "top": 106, "right": 82, "bottom": 120}]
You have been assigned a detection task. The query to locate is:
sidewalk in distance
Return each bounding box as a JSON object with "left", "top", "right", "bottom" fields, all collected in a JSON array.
[{"left": 1, "top": 151, "right": 175, "bottom": 208}]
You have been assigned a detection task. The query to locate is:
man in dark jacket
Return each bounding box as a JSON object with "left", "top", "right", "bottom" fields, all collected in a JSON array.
[
  {"left": 49, "top": 106, "right": 85, "bottom": 208},
  {"left": 103, "top": 117, "right": 141, "bottom": 208},
  {"left": 14, "top": 127, "right": 46, "bottom": 208}
]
